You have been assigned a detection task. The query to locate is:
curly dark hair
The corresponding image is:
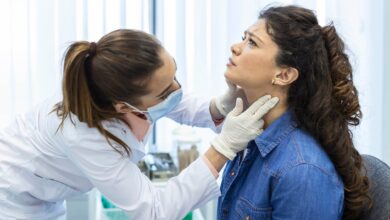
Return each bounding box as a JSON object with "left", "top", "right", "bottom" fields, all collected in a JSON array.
[{"left": 259, "top": 5, "right": 371, "bottom": 219}]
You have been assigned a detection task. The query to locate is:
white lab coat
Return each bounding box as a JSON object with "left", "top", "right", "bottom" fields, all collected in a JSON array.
[{"left": 0, "top": 93, "right": 221, "bottom": 220}]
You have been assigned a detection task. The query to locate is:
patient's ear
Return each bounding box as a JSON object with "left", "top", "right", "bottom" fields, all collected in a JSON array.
[{"left": 273, "top": 67, "right": 299, "bottom": 86}]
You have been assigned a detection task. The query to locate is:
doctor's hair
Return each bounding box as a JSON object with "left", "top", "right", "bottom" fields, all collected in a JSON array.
[
  {"left": 259, "top": 5, "right": 371, "bottom": 219},
  {"left": 54, "top": 29, "right": 164, "bottom": 156}
]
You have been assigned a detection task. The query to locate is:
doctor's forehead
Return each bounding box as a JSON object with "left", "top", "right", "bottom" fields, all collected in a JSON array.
[{"left": 146, "top": 50, "right": 177, "bottom": 90}]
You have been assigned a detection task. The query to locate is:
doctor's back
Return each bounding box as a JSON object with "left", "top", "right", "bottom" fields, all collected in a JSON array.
[{"left": 0, "top": 94, "right": 138, "bottom": 218}]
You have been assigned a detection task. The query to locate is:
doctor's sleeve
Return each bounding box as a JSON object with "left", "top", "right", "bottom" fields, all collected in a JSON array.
[
  {"left": 63, "top": 131, "right": 220, "bottom": 220},
  {"left": 166, "top": 93, "right": 222, "bottom": 132}
]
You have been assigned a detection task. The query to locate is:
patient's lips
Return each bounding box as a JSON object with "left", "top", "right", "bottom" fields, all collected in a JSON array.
[{"left": 227, "top": 58, "right": 236, "bottom": 67}]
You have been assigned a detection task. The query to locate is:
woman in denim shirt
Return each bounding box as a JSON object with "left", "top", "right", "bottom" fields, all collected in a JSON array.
[{"left": 217, "top": 5, "right": 372, "bottom": 220}]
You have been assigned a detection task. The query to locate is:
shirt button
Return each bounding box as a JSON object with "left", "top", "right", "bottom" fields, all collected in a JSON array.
[
  {"left": 230, "top": 171, "right": 235, "bottom": 176},
  {"left": 222, "top": 208, "right": 228, "bottom": 215}
]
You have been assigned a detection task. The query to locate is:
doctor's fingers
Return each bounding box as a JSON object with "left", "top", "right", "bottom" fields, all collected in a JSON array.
[
  {"left": 245, "top": 95, "right": 272, "bottom": 115},
  {"left": 229, "top": 98, "right": 244, "bottom": 116},
  {"left": 248, "top": 119, "right": 265, "bottom": 132},
  {"left": 253, "top": 97, "right": 279, "bottom": 120},
  {"left": 254, "top": 128, "right": 264, "bottom": 137},
  {"left": 246, "top": 126, "right": 264, "bottom": 139}
]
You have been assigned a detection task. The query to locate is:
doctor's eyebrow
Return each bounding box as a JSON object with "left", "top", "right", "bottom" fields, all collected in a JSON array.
[
  {"left": 157, "top": 57, "right": 177, "bottom": 98},
  {"left": 157, "top": 82, "right": 174, "bottom": 98}
]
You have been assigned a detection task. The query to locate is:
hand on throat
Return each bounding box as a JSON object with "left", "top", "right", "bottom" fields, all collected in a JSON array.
[{"left": 245, "top": 89, "right": 288, "bottom": 128}]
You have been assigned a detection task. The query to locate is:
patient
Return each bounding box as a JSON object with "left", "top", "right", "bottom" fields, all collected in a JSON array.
[{"left": 218, "top": 5, "right": 371, "bottom": 220}]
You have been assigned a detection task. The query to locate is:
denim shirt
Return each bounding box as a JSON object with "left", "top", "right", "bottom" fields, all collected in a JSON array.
[{"left": 218, "top": 110, "right": 344, "bottom": 220}]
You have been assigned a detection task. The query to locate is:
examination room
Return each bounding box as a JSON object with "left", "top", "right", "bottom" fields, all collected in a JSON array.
[{"left": 0, "top": 0, "right": 389, "bottom": 219}]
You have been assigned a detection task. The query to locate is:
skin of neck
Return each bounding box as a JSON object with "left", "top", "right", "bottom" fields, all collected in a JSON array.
[{"left": 244, "top": 87, "right": 288, "bottom": 128}]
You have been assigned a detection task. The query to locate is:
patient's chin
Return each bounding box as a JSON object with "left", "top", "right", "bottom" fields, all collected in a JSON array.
[
  {"left": 224, "top": 72, "right": 242, "bottom": 87},
  {"left": 223, "top": 70, "right": 232, "bottom": 79}
]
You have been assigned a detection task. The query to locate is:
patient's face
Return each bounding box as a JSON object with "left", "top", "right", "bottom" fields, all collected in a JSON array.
[{"left": 225, "top": 19, "right": 280, "bottom": 93}]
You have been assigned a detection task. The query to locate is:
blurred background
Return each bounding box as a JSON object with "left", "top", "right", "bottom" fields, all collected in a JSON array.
[{"left": 0, "top": 0, "right": 389, "bottom": 219}]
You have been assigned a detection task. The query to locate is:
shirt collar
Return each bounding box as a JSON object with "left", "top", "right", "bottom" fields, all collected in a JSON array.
[{"left": 254, "top": 110, "right": 298, "bottom": 157}]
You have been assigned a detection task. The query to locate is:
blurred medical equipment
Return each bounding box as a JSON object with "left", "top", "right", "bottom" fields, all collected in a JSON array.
[
  {"left": 172, "top": 125, "right": 201, "bottom": 171},
  {"left": 138, "top": 153, "right": 178, "bottom": 181}
]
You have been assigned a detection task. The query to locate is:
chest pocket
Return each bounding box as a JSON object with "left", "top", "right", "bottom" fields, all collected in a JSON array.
[{"left": 235, "top": 197, "right": 272, "bottom": 220}]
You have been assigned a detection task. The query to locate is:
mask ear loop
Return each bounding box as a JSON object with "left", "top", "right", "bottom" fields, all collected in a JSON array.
[
  {"left": 123, "top": 102, "right": 148, "bottom": 120},
  {"left": 123, "top": 102, "right": 148, "bottom": 113}
]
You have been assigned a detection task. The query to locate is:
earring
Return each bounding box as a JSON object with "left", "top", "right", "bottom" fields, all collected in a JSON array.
[{"left": 271, "top": 79, "right": 275, "bottom": 85}]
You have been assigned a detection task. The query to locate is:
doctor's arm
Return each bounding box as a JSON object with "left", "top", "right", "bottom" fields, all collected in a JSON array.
[
  {"left": 62, "top": 96, "right": 277, "bottom": 220},
  {"left": 166, "top": 92, "right": 219, "bottom": 130},
  {"left": 62, "top": 128, "right": 219, "bottom": 220}
]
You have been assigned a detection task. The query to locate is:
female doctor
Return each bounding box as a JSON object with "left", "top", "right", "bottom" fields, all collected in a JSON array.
[{"left": 0, "top": 29, "right": 278, "bottom": 220}]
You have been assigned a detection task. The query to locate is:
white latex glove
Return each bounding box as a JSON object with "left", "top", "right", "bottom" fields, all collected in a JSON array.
[
  {"left": 211, "top": 95, "right": 279, "bottom": 160},
  {"left": 213, "top": 80, "right": 249, "bottom": 116}
]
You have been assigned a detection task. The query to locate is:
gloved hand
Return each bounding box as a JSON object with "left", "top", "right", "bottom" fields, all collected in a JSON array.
[
  {"left": 211, "top": 95, "right": 279, "bottom": 160},
  {"left": 212, "top": 80, "right": 248, "bottom": 117}
]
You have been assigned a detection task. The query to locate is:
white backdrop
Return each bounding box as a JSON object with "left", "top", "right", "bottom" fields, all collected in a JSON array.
[
  {"left": 0, "top": 0, "right": 388, "bottom": 164},
  {"left": 0, "top": 0, "right": 150, "bottom": 124}
]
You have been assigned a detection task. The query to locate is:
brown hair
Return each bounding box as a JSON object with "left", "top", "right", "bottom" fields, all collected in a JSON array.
[
  {"left": 259, "top": 6, "right": 371, "bottom": 219},
  {"left": 54, "top": 29, "right": 164, "bottom": 156}
]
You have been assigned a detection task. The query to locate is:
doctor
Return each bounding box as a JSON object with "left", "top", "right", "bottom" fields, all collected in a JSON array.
[{"left": 0, "top": 29, "right": 278, "bottom": 220}]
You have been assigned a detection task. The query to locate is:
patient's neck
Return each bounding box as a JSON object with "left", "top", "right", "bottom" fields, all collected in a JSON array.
[{"left": 246, "top": 91, "right": 288, "bottom": 128}]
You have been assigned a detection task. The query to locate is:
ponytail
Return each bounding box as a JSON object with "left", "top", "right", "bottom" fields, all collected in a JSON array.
[
  {"left": 61, "top": 41, "right": 95, "bottom": 125},
  {"left": 55, "top": 41, "right": 131, "bottom": 156},
  {"left": 321, "top": 24, "right": 361, "bottom": 126},
  {"left": 321, "top": 24, "right": 372, "bottom": 219}
]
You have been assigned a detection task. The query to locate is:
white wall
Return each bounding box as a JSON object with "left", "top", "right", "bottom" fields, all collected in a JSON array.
[
  {"left": 383, "top": 0, "right": 390, "bottom": 165},
  {"left": 0, "top": 0, "right": 150, "bottom": 128}
]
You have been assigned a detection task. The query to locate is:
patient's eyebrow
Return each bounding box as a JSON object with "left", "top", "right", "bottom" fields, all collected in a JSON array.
[{"left": 245, "top": 30, "right": 264, "bottom": 44}]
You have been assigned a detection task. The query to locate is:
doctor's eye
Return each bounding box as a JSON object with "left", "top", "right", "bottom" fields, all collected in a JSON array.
[{"left": 160, "top": 93, "right": 169, "bottom": 100}]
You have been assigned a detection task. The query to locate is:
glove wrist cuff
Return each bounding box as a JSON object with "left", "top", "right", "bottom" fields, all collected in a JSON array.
[{"left": 210, "top": 138, "right": 236, "bottom": 160}]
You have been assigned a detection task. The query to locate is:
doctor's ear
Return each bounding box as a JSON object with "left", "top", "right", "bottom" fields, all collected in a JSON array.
[
  {"left": 114, "top": 102, "right": 131, "bottom": 114},
  {"left": 272, "top": 67, "right": 299, "bottom": 86}
]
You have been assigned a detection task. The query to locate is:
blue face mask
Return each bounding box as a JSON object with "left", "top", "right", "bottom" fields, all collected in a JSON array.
[{"left": 125, "top": 88, "right": 183, "bottom": 124}]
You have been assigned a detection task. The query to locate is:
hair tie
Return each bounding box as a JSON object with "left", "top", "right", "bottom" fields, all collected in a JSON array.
[{"left": 89, "top": 42, "right": 97, "bottom": 56}]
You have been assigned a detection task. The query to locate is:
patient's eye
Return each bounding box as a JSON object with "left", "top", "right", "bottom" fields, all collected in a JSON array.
[
  {"left": 242, "top": 34, "right": 257, "bottom": 48},
  {"left": 248, "top": 39, "right": 257, "bottom": 47}
]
